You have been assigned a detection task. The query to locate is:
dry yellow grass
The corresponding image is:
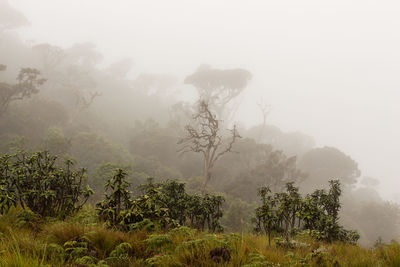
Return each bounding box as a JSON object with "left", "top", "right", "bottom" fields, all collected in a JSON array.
[{"left": 0, "top": 208, "right": 399, "bottom": 266}]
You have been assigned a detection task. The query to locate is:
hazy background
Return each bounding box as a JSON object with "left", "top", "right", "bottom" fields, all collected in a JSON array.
[{"left": 9, "top": 0, "right": 400, "bottom": 201}]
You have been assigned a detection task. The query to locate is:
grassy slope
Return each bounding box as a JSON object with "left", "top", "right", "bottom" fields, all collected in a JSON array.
[{"left": 0, "top": 207, "right": 399, "bottom": 267}]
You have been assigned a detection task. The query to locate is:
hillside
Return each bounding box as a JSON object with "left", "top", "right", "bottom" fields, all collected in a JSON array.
[{"left": 0, "top": 206, "right": 399, "bottom": 267}]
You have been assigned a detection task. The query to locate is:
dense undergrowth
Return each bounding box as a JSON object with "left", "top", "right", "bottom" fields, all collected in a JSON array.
[{"left": 0, "top": 206, "right": 400, "bottom": 267}]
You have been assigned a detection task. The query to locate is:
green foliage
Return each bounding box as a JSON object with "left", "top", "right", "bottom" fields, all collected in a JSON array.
[
  {"left": 243, "top": 253, "right": 280, "bottom": 267},
  {"left": 43, "top": 127, "right": 71, "bottom": 156},
  {"left": 221, "top": 197, "right": 255, "bottom": 233},
  {"left": 96, "top": 173, "right": 173, "bottom": 231},
  {"left": 226, "top": 148, "right": 306, "bottom": 203},
  {"left": 15, "top": 208, "right": 42, "bottom": 229},
  {"left": 64, "top": 240, "right": 88, "bottom": 261},
  {"left": 275, "top": 182, "right": 302, "bottom": 243},
  {"left": 130, "top": 218, "right": 156, "bottom": 232},
  {"left": 169, "top": 226, "right": 196, "bottom": 239},
  {"left": 186, "top": 193, "right": 225, "bottom": 232},
  {"left": 254, "top": 180, "right": 359, "bottom": 246},
  {"left": 0, "top": 213, "right": 398, "bottom": 266},
  {"left": 0, "top": 68, "right": 46, "bottom": 116},
  {"left": 0, "top": 155, "right": 16, "bottom": 214},
  {"left": 96, "top": 168, "right": 132, "bottom": 228},
  {"left": 144, "top": 234, "right": 173, "bottom": 252},
  {"left": 97, "top": 174, "right": 225, "bottom": 233},
  {"left": 106, "top": 242, "right": 131, "bottom": 266},
  {"left": 91, "top": 162, "right": 133, "bottom": 201},
  {"left": 254, "top": 186, "right": 277, "bottom": 246},
  {"left": 0, "top": 151, "right": 93, "bottom": 218},
  {"left": 69, "top": 132, "right": 133, "bottom": 175},
  {"left": 144, "top": 254, "right": 173, "bottom": 267},
  {"left": 301, "top": 180, "right": 359, "bottom": 244}
]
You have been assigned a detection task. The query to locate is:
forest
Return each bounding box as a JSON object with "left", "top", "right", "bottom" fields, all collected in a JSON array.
[{"left": 1, "top": 1, "right": 400, "bottom": 266}]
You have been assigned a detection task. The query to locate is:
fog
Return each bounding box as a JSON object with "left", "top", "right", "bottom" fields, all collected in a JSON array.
[
  {"left": 1, "top": 0, "right": 400, "bottom": 245},
  {"left": 9, "top": 0, "right": 399, "bottom": 201}
]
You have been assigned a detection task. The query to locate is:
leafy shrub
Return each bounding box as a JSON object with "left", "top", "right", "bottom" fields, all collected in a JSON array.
[
  {"left": 64, "top": 240, "right": 89, "bottom": 261},
  {"left": 96, "top": 168, "right": 132, "bottom": 229},
  {"left": 97, "top": 173, "right": 225, "bottom": 233},
  {"left": 254, "top": 180, "right": 359, "bottom": 245},
  {"left": 106, "top": 242, "right": 131, "bottom": 266},
  {"left": 0, "top": 151, "right": 93, "bottom": 218}
]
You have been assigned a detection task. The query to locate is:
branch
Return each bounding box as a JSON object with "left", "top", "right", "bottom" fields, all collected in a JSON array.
[{"left": 211, "top": 125, "right": 241, "bottom": 166}]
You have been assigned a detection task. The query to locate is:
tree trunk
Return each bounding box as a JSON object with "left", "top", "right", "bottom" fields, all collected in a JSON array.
[
  {"left": 285, "top": 220, "right": 290, "bottom": 243},
  {"left": 201, "top": 168, "right": 211, "bottom": 194},
  {"left": 291, "top": 211, "right": 296, "bottom": 229},
  {"left": 268, "top": 229, "right": 271, "bottom": 247}
]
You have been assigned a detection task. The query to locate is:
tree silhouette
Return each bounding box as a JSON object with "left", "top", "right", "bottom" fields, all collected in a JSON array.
[{"left": 178, "top": 101, "right": 240, "bottom": 193}]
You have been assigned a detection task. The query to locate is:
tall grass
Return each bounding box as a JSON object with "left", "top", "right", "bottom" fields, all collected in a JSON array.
[{"left": 1, "top": 208, "right": 400, "bottom": 266}]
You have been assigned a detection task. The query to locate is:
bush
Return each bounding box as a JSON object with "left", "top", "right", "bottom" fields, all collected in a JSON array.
[
  {"left": 254, "top": 180, "right": 359, "bottom": 245},
  {"left": 0, "top": 151, "right": 93, "bottom": 218},
  {"left": 97, "top": 174, "right": 225, "bottom": 233}
]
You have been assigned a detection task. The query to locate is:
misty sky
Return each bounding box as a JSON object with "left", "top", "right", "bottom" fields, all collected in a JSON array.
[{"left": 9, "top": 0, "right": 400, "bottom": 201}]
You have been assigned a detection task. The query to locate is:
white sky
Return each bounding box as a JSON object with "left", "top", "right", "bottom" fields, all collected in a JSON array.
[{"left": 9, "top": 0, "right": 400, "bottom": 201}]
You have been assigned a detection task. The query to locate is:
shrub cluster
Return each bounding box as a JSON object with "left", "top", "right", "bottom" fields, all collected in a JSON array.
[
  {"left": 96, "top": 169, "right": 225, "bottom": 232},
  {"left": 254, "top": 180, "right": 359, "bottom": 245},
  {"left": 0, "top": 151, "right": 93, "bottom": 218}
]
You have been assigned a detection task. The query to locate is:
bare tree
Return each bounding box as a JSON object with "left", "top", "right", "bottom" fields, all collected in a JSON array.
[
  {"left": 178, "top": 101, "right": 241, "bottom": 193},
  {"left": 256, "top": 98, "right": 272, "bottom": 142}
]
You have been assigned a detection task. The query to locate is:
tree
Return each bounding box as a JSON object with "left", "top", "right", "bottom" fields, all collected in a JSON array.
[
  {"left": 0, "top": 0, "right": 29, "bottom": 31},
  {"left": 32, "top": 43, "right": 65, "bottom": 72},
  {"left": 184, "top": 65, "right": 251, "bottom": 122},
  {"left": 178, "top": 101, "right": 241, "bottom": 193},
  {"left": 71, "top": 90, "right": 101, "bottom": 123},
  {"left": 275, "top": 182, "right": 302, "bottom": 243},
  {"left": 0, "top": 67, "right": 46, "bottom": 116},
  {"left": 226, "top": 149, "right": 306, "bottom": 202},
  {"left": 299, "top": 146, "right": 360, "bottom": 190},
  {"left": 96, "top": 168, "right": 132, "bottom": 227},
  {"left": 300, "top": 180, "right": 359, "bottom": 243},
  {"left": 254, "top": 180, "right": 360, "bottom": 245},
  {"left": 252, "top": 151, "right": 306, "bottom": 193},
  {"left": 254, "top": 186, "right": 277, "bottom": 246},
  {"left": 256, "top": 98, "right": 271, "bottom": 142}
]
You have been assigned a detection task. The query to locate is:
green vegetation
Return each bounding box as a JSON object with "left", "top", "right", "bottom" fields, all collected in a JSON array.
[
  {"left": 0, "top": 150, "right": 387, "bottom": 266},
  {"left": 96, "top": 170, "right": 225, "bottom": 233},
  {"left": 1, "top": 205, "right": 400, "bottom": 266},
  {"left": 1, "top": 4, "right": 400, "bottom": 265},
  {"left": 0, "top": 151, "right": 93, "bottom": 218},
  {"left": 254, "top": 181, "right": 359, "bottom": 247}
]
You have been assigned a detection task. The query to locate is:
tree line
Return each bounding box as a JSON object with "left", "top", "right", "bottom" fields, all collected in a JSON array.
[{"left": 0, "top": 149, "right": 358, "bottom": 246}]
